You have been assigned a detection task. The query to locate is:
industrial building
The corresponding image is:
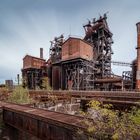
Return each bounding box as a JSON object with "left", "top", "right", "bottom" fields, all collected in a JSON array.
[
  {"left": 22, "top": 14, "right": 139, "bottom": 91},
  {"left": 22, "top": 48, "right": 47, "bottom": 89}
]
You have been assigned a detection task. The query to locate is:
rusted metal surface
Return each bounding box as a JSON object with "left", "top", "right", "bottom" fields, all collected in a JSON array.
[
  {"left": 22, "top": 52, "right": 48, "bottom": 90},
  {"left": 23, "top": 55, "right": 45, "bottom": 69},
  {"left": 1, "top": 102, "right": 86, "bottom": 140},
  {"left": 22, "top": 15, "right": 136, "bottom": 91},
  {"left": 50, "top": 35, "right": 64, "bottom": 64},
  {"left": 62, "top": 37, "right": 93, "bottom": 61},
  {"left": 29, "top": 90, "right": 140, "bottom": 97},
  {"left": 29, "top": 91, "right": 140, "bottom": 107},
  {"left": 83, "top": 14, "right": 113, "bottom": 90},
  {"left": 136, "top": 22, "right": 140, "bottom": 90},
  {"left": 102, "top": 100, "right": 140, "bottom": 107},
  {"left": 94, "top": 78, "right": 122, "bottom": 83},
  {"left": 52, "top": 66, "right": 61, "bottom": 90}
]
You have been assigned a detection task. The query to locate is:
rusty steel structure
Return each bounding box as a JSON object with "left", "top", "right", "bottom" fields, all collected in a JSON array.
[
  {"left": 1, "top": 90, "right": 139, "bottom": 139},
  {"left": 22, "top": 50, "right": 47, "bottom": 89},
  {"left": 1, "top": 102, "right": 86, "bottom": 140},
  {"left": 29, "top": 90, "right": 140, "bottom": 103},
  {"left": 50, "top": 35, "right": 64, "bottom": 64},
  {"left": 61, "top": 59, "right": 95, "bottom": 90},
  {"left": 48, "top": 14, "right": 116, "bottom": 90},
  {"left": 136, "top": 22, "right": 140, "bottom": 90},
  {"left": 22, "top": 14, "right": 139, "bottom": 91},
  {"left": 83, "top": 14, "right": 113, "bottom": 79}
]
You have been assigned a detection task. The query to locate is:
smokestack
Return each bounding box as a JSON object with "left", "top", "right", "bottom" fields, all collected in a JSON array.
[
  {"left": 40, "top": 48, "right": 43, "bottom": 59},
  {"left": 136, "top": 22, "right": 140, "bottom": 90}
]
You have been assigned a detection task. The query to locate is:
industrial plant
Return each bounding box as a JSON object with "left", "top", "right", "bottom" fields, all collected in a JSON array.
[
  {"left": 1, "top": 0, "right": 140, "bottom": 138},
  {"left": 0, "top": 14, "right": 140, "bottom": 140},
  {"left": 21, "top": 14, "right": 139, "bottom": 91}
]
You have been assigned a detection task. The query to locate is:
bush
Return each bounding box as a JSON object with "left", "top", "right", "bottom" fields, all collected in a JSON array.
[
  {"left": 42, "top": 77, "right": 52, "bottom": 90},
  {"left": 8, "top": 86, "right": 31, "bottom": 104},
  {"left": 77, "top": 100, "right": 140, "bottom": 140}
]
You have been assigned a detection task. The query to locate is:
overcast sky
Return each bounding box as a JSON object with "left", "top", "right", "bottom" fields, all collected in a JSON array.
[{"left": 0, "top": 0, "right": 139, "bottom": 84}]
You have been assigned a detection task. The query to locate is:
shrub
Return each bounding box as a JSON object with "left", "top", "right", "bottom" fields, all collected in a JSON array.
[
  {"left": 42, "top": 77, "right": 52, "bottom": 90},
  {"left": 77, "top": 100, "right": 140, "bottom": 140},
  {"left": 8, "top": 86, "right": 31, "bottom": 104}
]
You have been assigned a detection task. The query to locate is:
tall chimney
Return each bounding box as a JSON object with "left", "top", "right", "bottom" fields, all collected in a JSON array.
[
  {"left": 40, "top": 48, "right": 43, "bottom": 59},
  {"left": 136, "top": 22, "right": 140, "bottom": 90}
]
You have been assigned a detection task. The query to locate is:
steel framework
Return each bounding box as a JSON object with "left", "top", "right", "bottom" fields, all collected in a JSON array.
[
  {"left": 83, "top": 14, "right": 113, "bottom": 80},
  {"left": 22, "top": 68, "right": 42, "bottom": 89},
  {"left": 49, "top": 14, "right": 133, "bottom": 90},
  {"left": 111, "top": 61, "right": 132, "bottom": 67},
  {"left": 62, "top": 59, "right": 95, "bottom": 90},
  {"left": 49, "top": 15, "right": 116, "bottom": 90},
  {"left": 50, "top": 35, "right": 64, "bottom": 64}
]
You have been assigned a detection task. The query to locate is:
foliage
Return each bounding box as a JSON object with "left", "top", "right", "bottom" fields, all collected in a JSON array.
[
  {"left": 0, "top": 87, "right": 10, "bottom": 101},
  {"left": 0, "top": 87, "right": 9, "bottom": 94},
  {"left": 77, "top": 100, "right": 140, "bottom": 140},
  {"left": 8, "top": 86, "right": 31, "bottom": 104},
  {"left": 42, "top": 77, "right": 52, "bottom": 90},
  {"left": 48, "top": 93, "right": 58, "bottom": 104}
]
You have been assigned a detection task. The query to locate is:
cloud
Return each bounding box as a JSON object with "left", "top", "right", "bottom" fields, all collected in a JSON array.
[{"left": 0, "top": 0, "right": 140, "bottom": 82}]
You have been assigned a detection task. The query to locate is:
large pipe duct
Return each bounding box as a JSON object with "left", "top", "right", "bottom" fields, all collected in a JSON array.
[{"left": 136, "top": 22, "right": 140, "bottom": 90}]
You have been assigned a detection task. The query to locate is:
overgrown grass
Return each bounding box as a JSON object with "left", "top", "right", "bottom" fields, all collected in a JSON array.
[{"left": 8, "top": 86, "right": 32, "bottom": 104}]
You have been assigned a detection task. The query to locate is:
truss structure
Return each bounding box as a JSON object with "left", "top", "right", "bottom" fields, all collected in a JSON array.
[
  {"left": 83, "top": 14, "right": 113, "bottom": 80},
  {"left": 22, "top": 68, "right": 42, "bottom": 89},
  {"left": 122, "top": 71, "right": 133, "bottom": 89},
  {"left": 49, "top": 14, "right": 133, "bottom": 91},
  {"left": 49, "top": 35, "right": 64, "bottom": 64},
  {"left": 62, "top": 59, "right": 95, "bottom": 90}
]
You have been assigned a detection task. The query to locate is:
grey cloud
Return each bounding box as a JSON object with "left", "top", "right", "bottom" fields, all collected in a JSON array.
[{"left": 0, "top": 0, "right": 140, "bottom": 82}]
